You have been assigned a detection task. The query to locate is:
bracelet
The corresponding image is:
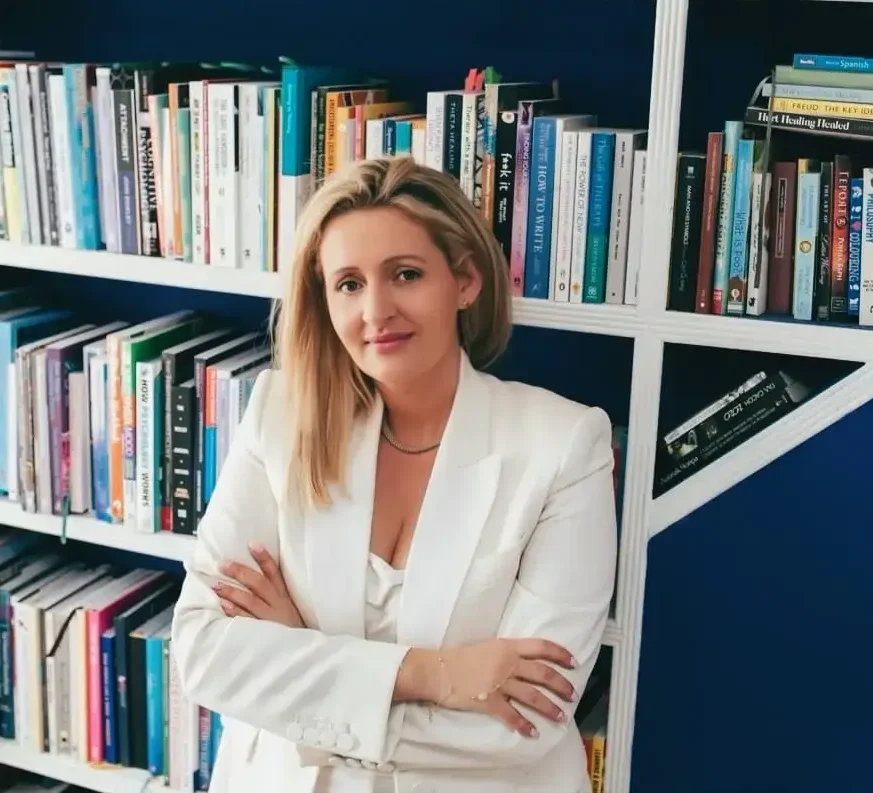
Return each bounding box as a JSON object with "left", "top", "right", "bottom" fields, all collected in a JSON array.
[{"left": 435, "top": 654, "right": 454, "bottom": 706}]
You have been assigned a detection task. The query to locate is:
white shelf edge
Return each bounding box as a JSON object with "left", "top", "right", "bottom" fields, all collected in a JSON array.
[
  {"left": 649, "top": 362, "right": 873, "bottom": 536},
  {"left": 0, "top": 501, "right": 193, "bottom": 562},
  {"left": 0, "top": 241, "right": 282, "bottom": 299},
  {"left": 0, "top": 739, "right": 175, "bottom": 793},
  {"left": 655, "top": 311, "right": 873, "bottom": 362},
  {"left": 511, "top": 297, "right": 642, "bottom": 338}
]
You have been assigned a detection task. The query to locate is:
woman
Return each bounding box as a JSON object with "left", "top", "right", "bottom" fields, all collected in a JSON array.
[{"left": 171, "top": 157, "right": 617, "bottom": 793}]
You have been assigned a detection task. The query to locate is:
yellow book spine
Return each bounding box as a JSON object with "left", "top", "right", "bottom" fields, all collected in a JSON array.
[{"left": 771, "top": 96, "right": 873, "bottom": 120}]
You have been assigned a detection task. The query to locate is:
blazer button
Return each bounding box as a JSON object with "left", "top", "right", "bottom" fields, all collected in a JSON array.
[
  {"left": 286, "top": 723, "right": 303, "bottom": 741},
  {"left": 318, "top": 729, "right": 337, "bottom": 748},
  {"left": 303, "top": 727, "right": 319, "bottom": 744},
  {"left": 335, "top": 733, "right": 357, "bottom": 753}
]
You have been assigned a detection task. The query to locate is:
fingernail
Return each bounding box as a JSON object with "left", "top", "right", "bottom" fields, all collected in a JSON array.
[
  {"left": 529, "top": 726, "right": 539, "bottom": 738},
  {"left": 212, "top": 582, "right": 223, "bottom": 592},
  {"left": 570, "top": 655, "right": 578, "bottom": 668},
  {"left": 249, "top": 542, "right": 265, "bottom": 555},
  {"left": 220, "top": 599, "right": 233, "bottom": 615},
  {"left": 556, "top": 712, "right": 565, "bottom": 722}
]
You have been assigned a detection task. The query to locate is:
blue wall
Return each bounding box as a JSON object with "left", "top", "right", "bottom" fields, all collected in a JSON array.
[{"left": 5, "top": 1, "right": 873, "bottom": 792}]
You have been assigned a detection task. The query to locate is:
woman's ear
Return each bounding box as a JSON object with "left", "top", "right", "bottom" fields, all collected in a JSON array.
[{"left": 455, "top": 252, "right": 483, "bottom": 309}]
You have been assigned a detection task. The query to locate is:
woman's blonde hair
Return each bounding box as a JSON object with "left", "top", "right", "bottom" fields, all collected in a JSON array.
[{"left": 271, "top": 156, "right": 512, "bottom": 507}]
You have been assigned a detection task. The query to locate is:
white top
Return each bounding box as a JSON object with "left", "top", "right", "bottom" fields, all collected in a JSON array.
[{"left": 315, "top": 554, "right": 405, "bottom": 793}]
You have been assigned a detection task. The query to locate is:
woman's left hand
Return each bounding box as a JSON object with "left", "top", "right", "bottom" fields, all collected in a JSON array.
[{"left": 213, "top": 543, "right": 304, "bottom": 629}]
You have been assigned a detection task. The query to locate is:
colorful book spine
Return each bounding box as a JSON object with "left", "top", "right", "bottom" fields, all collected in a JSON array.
[{"left": 582, "top": 131, "right": 615, "bottom": 303}]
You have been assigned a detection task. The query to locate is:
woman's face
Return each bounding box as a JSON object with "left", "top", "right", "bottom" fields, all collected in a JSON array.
[{"left": 319, "top": 206, "right": 481, "bottom": 388}]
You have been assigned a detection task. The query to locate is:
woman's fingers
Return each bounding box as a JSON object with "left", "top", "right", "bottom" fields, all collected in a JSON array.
[
  {"left": 219, "top": 597, "right": 253, "bottom": 619},
  {"left": 512, "top": 638, "right": 575, "bottom": 669},
  {"left": 213, "top": 581, "right": 264, "bottom": 617},
  {"left": 219, "top": 561, "right": 273, "bottom": 603},
  {"left": 248, "top": 544, "right": 289, "bottom": 598},
  {"left": 501, "top": 678, "right": 566, "bottom": 724},
  {"left": 488, "top": 694, "right": 538, "bottom": 738},
  {"left": 516, "top": 659, "right": 576, "bottom": 702}
]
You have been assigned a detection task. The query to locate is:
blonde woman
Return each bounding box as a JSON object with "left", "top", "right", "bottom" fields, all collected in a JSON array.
[{"left": 171, "top": 157, "right": 617, "bottom": 793}]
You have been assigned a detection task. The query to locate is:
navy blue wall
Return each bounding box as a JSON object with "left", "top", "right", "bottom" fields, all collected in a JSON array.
[{"left": 5, "top": 1, "right": 873, "bottom": 792}]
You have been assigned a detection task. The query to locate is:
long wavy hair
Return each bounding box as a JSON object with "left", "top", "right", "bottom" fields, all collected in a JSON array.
[{"left": 271, "top": 157, "right": 512, "bottom": 507}]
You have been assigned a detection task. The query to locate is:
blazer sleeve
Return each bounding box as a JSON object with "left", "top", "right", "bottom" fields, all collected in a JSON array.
[
  {"left": 385, "top": 405, "right": 618, "bottom": 769},
  {"left": 171, "top": 371, "right": 410, "bottom": 763}
]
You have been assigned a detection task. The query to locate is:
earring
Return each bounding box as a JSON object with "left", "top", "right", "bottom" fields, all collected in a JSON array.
[{"left": 460, "top": 299, "right": 468, "bottom": 310}]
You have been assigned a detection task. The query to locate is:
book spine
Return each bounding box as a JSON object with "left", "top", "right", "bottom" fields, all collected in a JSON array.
[
  {"left": 695, "top": 132, "right": 723, "bottom": 313},
  {"left": 711, "top": 121, "right": 742, "bottom": 314},
  {"left": 569, "top": 131, "right": 592, "bottom": 304},
  {"left": 829, "top": 154, "right": 851, "bottom": 320},
  {"left": 171, "top": 384, "right": 197, "bottom": 535},
  {"left": 745, "top": 162, "right": 772, "bottom": 317},
  {"left": 793, "top": 159, "right": 822, "bottom": 321},
  {"left": 816, "top": 161, "right": 833, "bottom": 321},
  {"left": 136, "top": 360, "right": 155, "bottom": 533},
  {"left": 768, "top": 162, "right": 797, "bottom": 314},
  {"left": 861, "top": 168, "right": 873, "bottom": 325},
  {"left": 552, "top": 127, "right": 579, "bottom": 303},
  {"left": 490, "top": 109, "right": 517, "bottom": 262},
  {"left": 582, "top": 132, "right": 615, "bottom": 303},
  {"left": 523, "top": 116, "right": 555, "bottom": 299},
  {"left": 793, "top": 53, "right": 873, "bottom": 73},
  {"left": 508, "top": 102, "right": 537, "bottom": 296},
  {"left": 114, "top": 89, "right": 139, "bottom": 255},
  {"left": 606, "top": 131, "right": 646, "bottom": 304},
  {"left": 848, "top": 177, "right": 864, "bottom": 318},
  {"left": 668, "top": 153, "right": 706, "bottom": 312},
  {"left": 30, "top": 64, "right": 58, "bottom": 245}
]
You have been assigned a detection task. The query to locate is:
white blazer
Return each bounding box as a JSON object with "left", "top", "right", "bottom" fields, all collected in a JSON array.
[{"left": 171, "top": 351, "right": 617, "bottom": 793}]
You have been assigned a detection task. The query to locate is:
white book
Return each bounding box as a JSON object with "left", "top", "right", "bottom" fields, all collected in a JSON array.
[
  {"left": 606, "top": 129, "right": 647, "bottom": 304},
  {"left": 95, "top": 67, "right": 120, "bottom": 253},
  {"left": 207, "top": 82, "right": 239, "bottom": 267},
  {"left": 190, "top": 80, "right": 208, "bottom": 264},
  {"left": 15, "top": 63, "right": 41, "bottom": 244},
  {"left": 239, "top": 83, "right": 273, "bottom": 272},
  {"left": 745, "top": 169, "right": 772, "bottom": 316},
  {"left": 365, "top": 118, "right": 386, "bottom": 159},
  {"left": 861, "top": 167, "right": 873, "bottom": 326},
  {"left": 161, "top": 106, "right": 176, "bottom": 259},
  {"left": 459, "top": 92, "right": 483, "bottom": 200},
  {"left": 424, "top": 91, "right": 451, "bottom": 170},
  {"left": 624, "top": 149, "right": 647, "bottom": 306},
  {"left": 569, "top": 130, "right": 593, "bottom": 304},
  {"left": 4, "top": 67, "right": 31, "bottom": 244},
  {"left": 48, "top": 73, "right": 76, "bottom": 249},
  {"left": 550, "top": 116, "right": 597, "bottom": 301}
]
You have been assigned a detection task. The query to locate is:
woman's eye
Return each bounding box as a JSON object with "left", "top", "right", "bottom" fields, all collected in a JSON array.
[
  {"left": 397, "top": 269, "right": 421, "bottom": 282},
  {"left": 338, "top": 280, "right": 360, "bottom": 293}
]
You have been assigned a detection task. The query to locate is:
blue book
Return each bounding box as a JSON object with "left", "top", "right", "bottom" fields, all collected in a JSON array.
[
  {"left": 146, "top": 626, "right": 169, "bottom": 776},
  {"left": 726, "top": 138, "right": 755, "bottom": 315},
  {"left": 524, "top": 115, "right": 558, "bottom": 299},
  {"left": 793, "top": 159, "right": 822, "bottom": 321},
  {"left": 582, "top": 131, "right": 616, "bottom": 303},
  {"left": 794, "top": 54, "right": 873, "bottom": 74},
  {"left": 848, "top": 177, "right": 863, "bottom": 317}
]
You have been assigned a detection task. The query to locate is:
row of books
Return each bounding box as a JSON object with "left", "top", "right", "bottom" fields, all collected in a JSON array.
[
  {"left": 0, "top": 529, "right": 214, "bottom": 791},
  {"left": 0, "top": 59, "right": 647, "bottom": 307},
  {"left": 668, "top": 52, "right": 873, "bottom": 324},
  {"left": 669, "top": 136, "right": 873, "bottom": 326},
  {"left": 0, "top": 284, "right": 268, "bottom": 534}
]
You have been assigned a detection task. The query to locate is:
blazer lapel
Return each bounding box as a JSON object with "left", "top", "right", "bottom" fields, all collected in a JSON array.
[
  {"left": 396, "top": 353, "right": 501, "bottom": 648},
  {"left": 304, "top": 398, "right": 383, "bottom": 639}
]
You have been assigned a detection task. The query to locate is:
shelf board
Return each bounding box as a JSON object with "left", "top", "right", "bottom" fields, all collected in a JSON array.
[
  {"left": 649, "top": 362, "right": 873, "bottom": 535},
  {"left": 0, "top": 241, "right": 643, "bottom": 338},
  {"left": 655, "top": 310, "right": 873, "bottom": 362},
  {"left": 0, "top": 739, "right": 174, "bottom": 793},
  {"left": 0, "top": 241, "right": 281, "bottom": 299},
  {"left": 0, "top": 501, "right": 193, "bottom": 562}
]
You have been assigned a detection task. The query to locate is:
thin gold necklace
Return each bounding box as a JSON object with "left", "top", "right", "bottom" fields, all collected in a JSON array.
[{"left": 381, "top": 420, "right": 441, "bottom": 455}]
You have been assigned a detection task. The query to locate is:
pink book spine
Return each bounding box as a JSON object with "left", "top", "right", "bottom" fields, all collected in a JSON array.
[
  {"left": 86, "top": 572, "right": 165, "bottom": 760},
  {"left": 86, "top": 609, "right": 105, "bottom": 761}
]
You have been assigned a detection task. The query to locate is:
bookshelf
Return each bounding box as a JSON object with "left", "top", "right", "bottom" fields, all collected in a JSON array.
[{"left": 0, "top": 0, "right": 872, "bottom": 792}]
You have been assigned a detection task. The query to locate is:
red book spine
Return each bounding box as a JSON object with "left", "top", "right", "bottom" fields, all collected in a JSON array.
[
  {"left": 767, "top": 161, "right": 797, "bottom": 314},
  {"left": 695, "top": 132, "right": 723, "bottom": 313}
]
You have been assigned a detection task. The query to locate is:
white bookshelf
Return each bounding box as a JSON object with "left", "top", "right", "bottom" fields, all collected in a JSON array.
[
  {"left": 0, "top": 739, "right": 175, "bottom": 793},
  {"left": 2, "top": 3, "right": 873, "bottom": 790}
]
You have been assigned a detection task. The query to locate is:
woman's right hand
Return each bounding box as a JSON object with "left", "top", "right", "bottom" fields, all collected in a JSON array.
[{"left": 397, "top": 639, "right": 578, "bottom": 737}]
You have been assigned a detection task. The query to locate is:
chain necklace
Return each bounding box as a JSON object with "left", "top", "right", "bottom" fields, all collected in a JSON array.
[{"left": 381, "top": 420, "right": 441, "bottom": 455}]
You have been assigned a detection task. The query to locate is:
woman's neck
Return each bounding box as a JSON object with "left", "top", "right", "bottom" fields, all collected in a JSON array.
[{"left": 378, "top": 346, "right": 461, "bottom": 446}]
